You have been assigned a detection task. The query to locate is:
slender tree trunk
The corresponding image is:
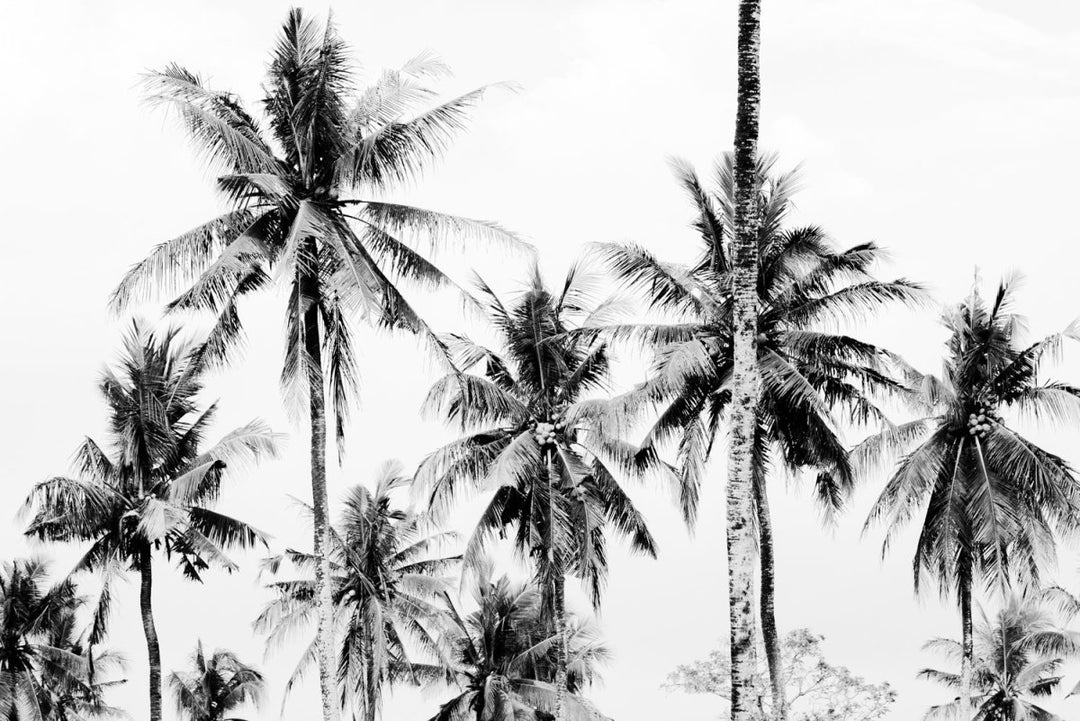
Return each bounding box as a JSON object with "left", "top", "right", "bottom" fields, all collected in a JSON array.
[
  {"left": 554, "top": 571, "right": 569, "bottom": 721},
  {"left": 138, "top": 549, "right": 162, "bottom": 721},
  {"left": 753, "top": 463, "right": 786, "bottom": 721},
  {"left": 301, "top": 253, "right": 339, "bottom": 721},
  {"left": 959, "top": 564, "right": 974, "bottom": 721},
  {"left": 728, "top": 2, "right": 763, "bottom": 721}
]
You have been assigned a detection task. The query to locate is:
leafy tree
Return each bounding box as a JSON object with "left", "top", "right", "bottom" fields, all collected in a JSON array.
[
  {"left": 426, "top": 561, "right": 609, "bottom": 721},
  {"left": 592, "top": 154, "right": 919, "bottom": 718},
  {"left": 416, "top": 264, "right": 657, "bottom": 719},
  {"left": 23, "top": 322, "right": 278, "bottom": 721},
  {"left": 111, "top": 13, "right": 521, "bottom": 720},
  {"left": 858, "top": 276, "right": 1080, "bottom": 719},
  {"left": 0, "top": 558, "right": 126, "bottom": 721},
  {"left": 666, "top": 628, "right": 896, "bottom": 721},
  {"left": 920, "top": 590, "right": 1080, "bottom": 720},
  {"left": 255, "top": 461, "right": 458, "bottom": 721},
  {"left": 168, "top": 641, "right": 265, "bottom": 721}
]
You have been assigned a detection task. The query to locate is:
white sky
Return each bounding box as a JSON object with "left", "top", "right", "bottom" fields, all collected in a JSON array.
[{"left": 3, "top": 1, "right": 1080, "bottom": 719}]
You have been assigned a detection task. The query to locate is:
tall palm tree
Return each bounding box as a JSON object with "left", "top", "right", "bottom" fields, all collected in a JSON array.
[
  {"left": 255, "top": 461, "right": 459, "bottom": 721},
  {"left": 592, "top": 154, "right": 921, "bottom": 719},
  {"left": 920, "top": 590, "right": 1080, "bottom": 720},
  {"left": 426, "top": 561, "right": 609, "bottom": 721},
  {"left": 858, "top": 276, "right": 1080, "bottom": 720},
  {"left": 168, "top": 642, "right": 265, "bottom": 721},
  {"left": 23, "top": 322, "right": 279, "bottom": 721},
  {"left": 729, "top": 1, "right": 764, "bottom": 718},
  {"left": 0, "top": 558, "right": 126, "bottom": 721},
  {"left": 416, "top": 264, "right": 657, "bottom": 720},
  {"left": 110, "top": 13, "right": 522, "bottom": 721}
]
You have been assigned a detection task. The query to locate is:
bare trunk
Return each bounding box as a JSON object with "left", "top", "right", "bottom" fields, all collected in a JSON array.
[
  {"left": 959, "top": 564, "right": 973, "bottom": 721},
  {"left": 753, "top": 465, "right": 786, "bottom": 721},
  {"left": 728, "top": 2, "right": 763, "bottom": 721},
  {"left": 554, "top": 572, "right": 569, "bottom": 721},
  {"left": 302, "top": 250, "right": 339, "bottom": 721},
  {"left": 138, "top": 549, "right": 162, "bottom": 721}
]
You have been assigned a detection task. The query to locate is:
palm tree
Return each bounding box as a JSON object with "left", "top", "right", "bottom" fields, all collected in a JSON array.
[
  {"left": 592, "top": 154, "right": 921, "bottom": 718},
  {"left": 168, "top": 642, "right": 265, "bottom": 721},
  {"left": 23, "top": 322, "right": 279, "bottom": 721},
  {"left": 416, "top": 263, "right": 657, "bottom": 720},
  {"left": 729, "top": 1, "right": 765, "bottom": 718},
  {"left": 426, "top": 561, "right": 609, "bottom": 721},
  {"left": 858, "top": 276, "right": 1080, "bottom": 720},
  {"left": 110, "top": 13, "right": 522, "bottom": 721},
  {"left": 920, "top": 590, "right": 1080, "bottom": 720},
  {"left": 0, "top": 558, "right": 125, "bottom": 721},
  {"left": 255, "top": 461, "right": 459, "bottom": 721}
]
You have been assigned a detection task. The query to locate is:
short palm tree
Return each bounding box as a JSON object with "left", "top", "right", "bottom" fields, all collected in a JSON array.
[
  {"left": 23, "top": 322, "right": 279, "bottom": 721},
  {"left": 416, "top": 263, "right": 657, "bottom": 719},
  {"left": 858, "top": 276, "right": 1080, "bottom": 718},
  {"left": 920, "top": 590, "right": 1080, "bottom": 720},
  {"left": 591, "top": 153, "right": 921, "bottom": 715},
  {"left": 110, "top": 14, "right": 522, "bottom": 720},
  {"left": 426, "top": 561, "right": 609, "bottom": 721},
  {"left": 168, "top": 641, "right": 265, "bottom": 721},
  {"left": 0, "top": 558, "right": 125, "bottom": 721},
  {"left": 255, "top": 461, "right": 458, "bottom": 721}
]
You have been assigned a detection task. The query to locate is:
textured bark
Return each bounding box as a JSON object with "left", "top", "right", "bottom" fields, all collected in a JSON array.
[
  {"left": 554, "top": 572, "right": 569, "bottom": 721},
  {"left": 301, "top": 248, "right": 339, "bottom": 721},
  {"left": 753, "top": 463, "right": 786, "bottom": 721},
  {"left": 728, "top": 2, "right": 763, "bottom": 721},
  {"left": 138, "top": 549, "right": 162, "bottom": 721},
  {"left": 959, "top": 565, "right": 973, "bottom": 721}
]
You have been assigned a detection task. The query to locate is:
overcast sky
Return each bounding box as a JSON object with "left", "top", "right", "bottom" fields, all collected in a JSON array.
[{"left": 3, "top": 1, "right": 1080, "bottom": 719}]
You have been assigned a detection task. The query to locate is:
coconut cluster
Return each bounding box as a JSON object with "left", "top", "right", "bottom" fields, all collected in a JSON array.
[
  {"left": 530, "top": 415, "right": 567, "bottom": 446},
  {"left": 967, "top": 401, "right": 1000, "bottom": 438}
]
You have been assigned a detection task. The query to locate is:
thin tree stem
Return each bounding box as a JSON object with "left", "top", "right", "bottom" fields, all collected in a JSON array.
[
  {"left": 138, "top": 548, "right": 162, "bottom": 721},
  {"left": 754, "top": 464, "right": 787, "bottom": 721}
]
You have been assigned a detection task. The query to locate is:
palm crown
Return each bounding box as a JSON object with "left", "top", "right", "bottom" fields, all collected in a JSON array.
[
  {"left": 255, "top": 461, "right": 459, "bottom": 721},
  {"left": 23, "top": 322, "right": 279, "bottom": 583},
  {"left": 860, "top": 277, "right": 1080, "bottom": 595},
  {"left": 168, "top": 641, "right": 265, "bottom": 721},
  {"left": 110, "top": 9, "right": 522, "bottom": 452},
  {"left": 416, "top": 264, "right": 657, "bottom": 606},
  {"left": 427, "top": 562, "right": 609, "bottom": 721},
  {"left": 0, "top": 558, "right": 125, "bottom": 721},
  {"left": 920, "top": 590, "right": 1080, "bottom": 721},
  {"left": 593, "top": 153, "right": 923, "bottom": 524}
]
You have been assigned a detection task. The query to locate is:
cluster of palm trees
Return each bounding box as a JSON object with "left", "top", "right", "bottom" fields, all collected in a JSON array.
[{"left": 6, "top": 7, "right": 1080, "bottom": 721}]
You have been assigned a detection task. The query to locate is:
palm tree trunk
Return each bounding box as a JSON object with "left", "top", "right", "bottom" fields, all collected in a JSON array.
[
  {"left": 753, "top": 465, "right": 786, "bottom": 721},
  {"left": 138, "top": 549, "right": 162, "bottom": 721},
  {"left": 728, "top": 2, "right": 763, "bottom": 721},
  {"left": 554, "top": 571, "right": 569, "bottom": 721},
  {"left": 302, "top": 255, "right": 339, "bottom": 721},
  {"left": 959, "top": 564, "right": 974, "bottom": 721}
]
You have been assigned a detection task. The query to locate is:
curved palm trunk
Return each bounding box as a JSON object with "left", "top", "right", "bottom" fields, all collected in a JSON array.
[
  {"left": 728, "top": 2, "right": 763, "bottom": 721},
  {"left": 753, "top": 465, "right": 786, "bottom": 721},
  {"left": 138, "top": 549, "right": 162, "bottom": 721},
  {"left": 301, "top": 255, "right": 339, "bottom": 721},
  {"left": 959, "top": 562, "right": 973, "bottom": 721}
]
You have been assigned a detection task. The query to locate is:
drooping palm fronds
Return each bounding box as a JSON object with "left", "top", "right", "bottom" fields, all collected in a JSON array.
[
  {"left": 168, "top": 642, "right": 265, "bottom": 721},
  {"left": 22, "top": 321, "right": 279, "bottom": 721},
  {"left": 859, "top": 276, "right": 1080, "bottom": 718},
  {"left": 416, "top": 262, "right": 659, "bottom": 721},
  {"left": 920, "top": 589, "right": 1080, "bottom": 721},
  {"left": 425, "top": 561, "right": 610, "bottom": 721},
  {"left": 0, "top": 558, "right": 127, "bottom": 721},
  {"left": 591, "top": 153, "right": 922, "bottom": 717},
  {"left": 254, "top": 461, "right": 458, "bottom": 721},
  {"left": 114, "top": 16, "right": 525, "bottom": 721}
]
